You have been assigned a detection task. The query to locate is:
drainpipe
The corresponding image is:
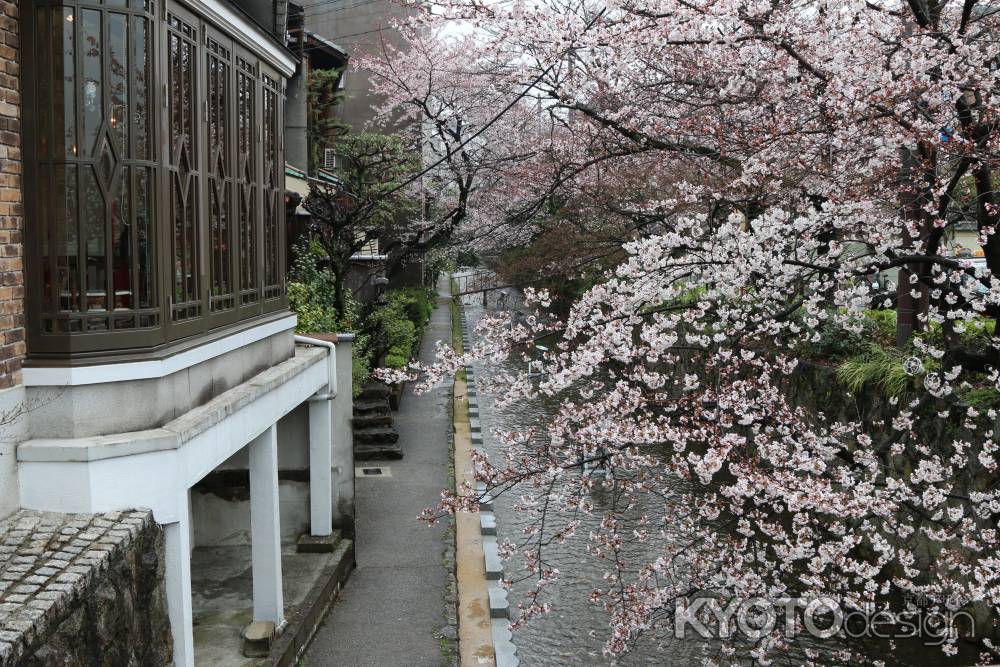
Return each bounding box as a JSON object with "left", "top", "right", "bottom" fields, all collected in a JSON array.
[{"left": 295, "top": 335, "right": 337, "bottom": 399}]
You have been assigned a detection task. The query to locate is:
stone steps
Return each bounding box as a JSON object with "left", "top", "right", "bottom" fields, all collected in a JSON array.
[
  {"left": 358, "top": 383, "right": 391, "bottom": 401},
  {"left": 354, "top": 426, "right": 399, "bottom": 445},
  {"left": 354, "top": 442, "right": 404, "bottom": 460},
  {"left": 353, "top": 382, "right": 401, "bottom": 459},
  {"left": 352, "top": 413, "right": 392, "bottom": 429},
  {"left": 353, "top": 399, "right": 391, "bottom": 416}
]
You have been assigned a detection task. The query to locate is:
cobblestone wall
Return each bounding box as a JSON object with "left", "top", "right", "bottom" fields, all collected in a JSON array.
[
  {"left": 0, "top": 0, "right": 23, "bottom": 390},
  {"left": 0, "top": 509, "right": 172, "bottom": 666}
]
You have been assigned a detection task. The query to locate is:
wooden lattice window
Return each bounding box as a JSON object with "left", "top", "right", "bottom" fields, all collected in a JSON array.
[
  {"left": 28, "top": 0, "right": 157, "bottom": 348},
  {"left": 24, "top": 0, "right": 289, "bottom": 360},
  {"left": 167, "top": 9, "right": 201, "bottom": 324},
  {"left": 236, "top": 55, "right": 259, "bottom": 309},
  {"left": 206, "top": 32, "right": 235, "bottom": 318},
  {"left": 261, "top": 71, "right": 284, "bottom": 305}
]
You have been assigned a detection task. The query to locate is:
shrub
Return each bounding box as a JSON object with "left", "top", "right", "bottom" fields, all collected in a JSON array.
[
  {"left": 958, "top": 317, "right": 996, "bottom": 348},
  {"left": 837, "top": 345, "right": 911, "bottom": 396},
  {"left": 288, "top": 241, "right": 439, "bottom": 389},
  {"left": 958, "top": 385, "right": 1000, "bottom": 409},
  {"left": 836, "top": 343, "right": 939, "bottom": 397},
  {"left": 384, "top": 307, "right": 416, "bottom": 353},
  {"left": 288, "top": 240, "right": 363, "bottom": 332},
  {"left": 367, "top": 288, "right": 437, "bottom": 370},
  {"left": 288, "top": 241, "right": 369, "bottom": 396},
  {"left": 863, "top": 309, "right": 897, "bottom": 345},
  {"left": 394, "top": 288, "right": 435, "bottom": 331},
  {"left": 384, "top": 352, "right": 410, "bottom": 368},
  {"left": 369, "top": 296, "right": 417, "bottom": 365},
  {"left": 806, "top": 318, "right": 872, "bottom": 360},
  {"left": 288, "top": 282, "right": 339, "bottom": 335}
]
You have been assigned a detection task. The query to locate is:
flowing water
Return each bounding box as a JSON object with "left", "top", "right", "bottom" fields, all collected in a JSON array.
[
  {"left": 459, "top": 291, "right": 975, "bottom": 666},
  {"left": 464, "top": 296, "right": 722, "bottom": 665}
]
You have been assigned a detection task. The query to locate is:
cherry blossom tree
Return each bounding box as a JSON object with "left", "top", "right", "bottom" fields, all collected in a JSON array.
[
  {"left": 303, "top": 132, "right": 419, "bottom": 318},
  {"left": 366, "top": 0, "right": 1000, "bottom": 663}
]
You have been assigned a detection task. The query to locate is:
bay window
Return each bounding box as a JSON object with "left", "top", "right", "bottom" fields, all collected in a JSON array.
[{"left": 23, "top": 0, "right": 288, "bottom": 360}]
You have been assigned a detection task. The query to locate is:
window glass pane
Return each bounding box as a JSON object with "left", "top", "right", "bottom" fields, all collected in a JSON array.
[
  {"left": 81, "top": 166, "right": 106, "bottom": 311},
  {"left": 182, "top": 40, "right": 193, "bottom": 154},
  {"left": 173, "top": 173, "right": 197, "bottom": 304},
  {"left": 112, "top": 166, "right": 131, "bottom": 310},
  {"left": 36, "top": 8, "right": 50, "bottom": 158},
  {"left": 168, "top": 14, "right": 200, "bottom": 318},
  {"left": 237, "top": 61, "right": 257, "bottom": 304},
  {"left": 132, "top": 16, "right": 150, "bottom": 160},
  {"left": 208, "top": 41, "right": 232, "bottom": 309},
  {"left": 39, "top": 168, "right": 51, "bottom": 311},
  {"left": 262, "top": 78, "right": 281, "bottom": 298},
  {"left": 240, "top": 185, "right": 254, "bottom": 294},
  {"left": 210, "top": 179, "right": 228, "bottom": 297},
  {"left": 108, "top": 13, "right": 128, "bottom": 158},
  {"left": 59, "top": 165, "right": 79, "bottom": 312},
  {"left": 136, "top": 166, "right": 153, "bottom": 308},
  {"left": 170, "top": 32, "right": 180, "bottom": 155},
  {"left": 57, "top": 7, "right": 76, "bottom": 158},
  {"left": 81, "top": 9, "right": 103, "bottom": 157}
]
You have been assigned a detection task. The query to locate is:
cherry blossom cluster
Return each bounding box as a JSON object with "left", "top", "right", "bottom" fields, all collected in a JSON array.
[{"left": 361, "top": 0, "right": 1000, "bottom": 662}]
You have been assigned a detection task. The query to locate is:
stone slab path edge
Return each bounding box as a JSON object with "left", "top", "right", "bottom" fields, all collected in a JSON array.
[{"left": 454, "top": 378, "right": 497, "bottom": 666}]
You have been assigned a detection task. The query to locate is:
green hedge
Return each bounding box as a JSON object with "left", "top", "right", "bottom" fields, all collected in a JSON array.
[
  {"left": 374, "top": 288, "right": 436, "bottom": 368},
  {"left": 287, "top": 238, "right": 437, "bottom": 386},
  {"left": 287, "top": 242, "right": 372, "bottom": 397}
]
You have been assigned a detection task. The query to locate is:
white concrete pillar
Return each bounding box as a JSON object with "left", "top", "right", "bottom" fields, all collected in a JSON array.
[
  {"left": 186, "top": 488, "right": 195, "bottom": 553},
  {"left": 332, "top": 336, "right": 355, "bottom": 538},
  {"left": 249, "top": 424, "right": 284, "bottom": 626},
  {"left": 309, "top": 396, "right": 333, "bottom": 536},
  {"left": 165, "top": 493, "right": 195, "bottom": 667}
]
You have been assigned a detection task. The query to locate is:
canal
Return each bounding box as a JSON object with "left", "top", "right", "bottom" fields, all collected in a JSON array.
[
  {"left": 463, "top": 294, "right": 721, "bottom": 665},
  {"left": 458, "top": 289, "right": 975, "bottom": 666}
]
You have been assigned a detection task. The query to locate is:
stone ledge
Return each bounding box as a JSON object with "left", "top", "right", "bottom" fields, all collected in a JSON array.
[
  {"left": 267, "top": 539, "right": 354, "bottom": 667},
  {"left": 487, "top": 583, "right": 509, "bottom": 619},
  {"left": 0, "top": 508, "right": 166, "bottom": 666},
  {"left": 18, "top": 347, "right": 327, "bottom": 463},
  {"left": 296, "top": 532, "right": 340, "bottom": 554}
]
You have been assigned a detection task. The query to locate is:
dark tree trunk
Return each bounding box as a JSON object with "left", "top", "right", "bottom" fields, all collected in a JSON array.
[{"left": 332, "top": 265, "right": 347, "bottom": 323}]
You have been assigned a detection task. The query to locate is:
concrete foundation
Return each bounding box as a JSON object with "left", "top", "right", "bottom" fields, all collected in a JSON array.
[
  {"left": 26, "top": 327, "right": 295, "bottom": 440},
  {"left": 0, "top": 384, "right": 29, "bottom": 520},
  {"left": 18, "top": 328, "right": 356, "bottom": 666},
  {"left": 192, "top": 541, "right": 353, "bottom": 667},
  {"left": 191, "top": 403, "right": 313, "bottom": 548}
]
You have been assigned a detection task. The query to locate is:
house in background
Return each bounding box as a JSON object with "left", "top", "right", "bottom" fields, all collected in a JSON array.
[
  {"left": 298, "top": 0, "right": 411, "bottom": 135},
  {"left": 950, "top": 219, "right": 986, "bottom": 258},
  {"left": 282, "top": 9, "right": 390, "bottom": 305},
  {"left": 299, "top": 0, "right": 435, "bottom": 294},
  {"left": 0, "top": 0, "right": 356, "bottom": 664},
  {"left": 285, "top": 3, "right": 349, "bottom": 176}
]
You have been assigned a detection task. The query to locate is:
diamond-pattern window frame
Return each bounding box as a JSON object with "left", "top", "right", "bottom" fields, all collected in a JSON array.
[{"left": 24, "top": 0, "right": 288, "bottom": 358}]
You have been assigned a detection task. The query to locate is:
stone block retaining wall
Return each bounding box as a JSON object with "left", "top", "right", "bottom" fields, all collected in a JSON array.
[{"left": 0, "top": 509, "right": 172, "bottom": 666}]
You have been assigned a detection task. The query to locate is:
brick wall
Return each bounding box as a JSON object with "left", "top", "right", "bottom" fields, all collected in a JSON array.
[{"left": 0, "top": 1, "right": 22, "bottom": 390}]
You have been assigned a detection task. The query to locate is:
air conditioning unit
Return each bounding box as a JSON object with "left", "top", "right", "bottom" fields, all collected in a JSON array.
[{"left": 322, "top": 149, "right": 340, "bottom": 170}]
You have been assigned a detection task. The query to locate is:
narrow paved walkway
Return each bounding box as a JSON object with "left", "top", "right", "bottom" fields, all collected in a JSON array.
[{"left": 304, "top": 277, "right": 454, "bottom": 667}]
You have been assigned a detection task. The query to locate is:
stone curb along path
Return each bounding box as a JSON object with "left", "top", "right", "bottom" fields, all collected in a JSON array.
[{"left": 455, "top": 304, "right": 519, "bottom": 667}]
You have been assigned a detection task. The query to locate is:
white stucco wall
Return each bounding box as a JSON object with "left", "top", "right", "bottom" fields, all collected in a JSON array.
[
  {"left": 190, "top": 405, "right": 313, "bottom": 547},
  {"left": 0, "top": 384, "right": 27, "bottom": 520}
]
